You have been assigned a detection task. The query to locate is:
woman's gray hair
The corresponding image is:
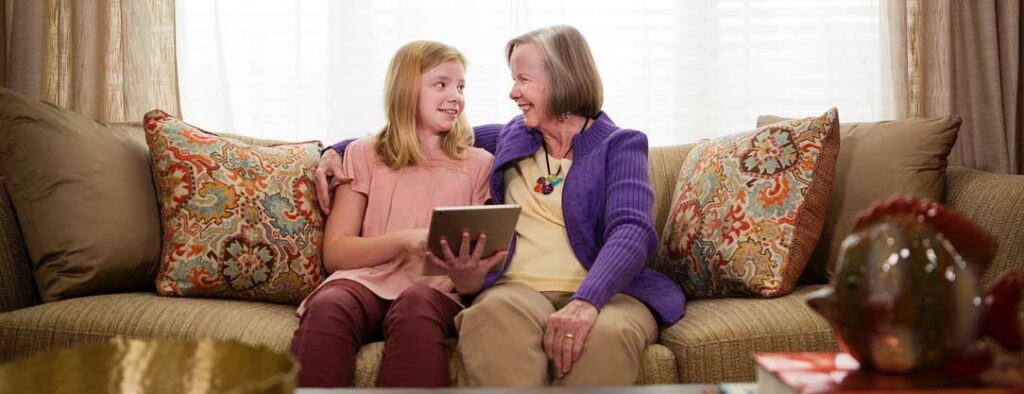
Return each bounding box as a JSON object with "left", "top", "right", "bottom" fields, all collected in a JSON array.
[{"left": 505, "top": 25, "right": 603, "bottom": 118}]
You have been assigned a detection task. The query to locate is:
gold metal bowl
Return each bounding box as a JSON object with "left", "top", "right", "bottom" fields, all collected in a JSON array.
[{"left": 0, "top": 338, "right": 296, "bottom": 394}]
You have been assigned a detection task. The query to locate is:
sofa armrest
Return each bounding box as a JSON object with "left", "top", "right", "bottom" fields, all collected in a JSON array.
[
  {"left": 944, "top": 166, "right": 1024, "bottom": 285},
  {"left": 0, "top": 178, "right": 41, "bottom": 312}
]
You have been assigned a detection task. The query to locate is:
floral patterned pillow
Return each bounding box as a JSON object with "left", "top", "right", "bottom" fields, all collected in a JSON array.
[
  {"left": 144, "top": 110, "right": 324, "bottom": 304},
  {"left": 654, "top": 108, "right": 840, "bottom": 298}
]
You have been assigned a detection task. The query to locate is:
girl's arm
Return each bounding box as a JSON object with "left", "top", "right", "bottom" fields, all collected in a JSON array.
[{"left": 322, "top": 183, "right": 426, "bottom": 273}]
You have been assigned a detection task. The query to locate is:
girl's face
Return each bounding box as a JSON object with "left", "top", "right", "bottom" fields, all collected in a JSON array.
[
  {"left": 508, "top": 42, "right": 550, "bottom": 128},
  {"left": 417, "top": 60, "right": 465, "bottom": 135}
]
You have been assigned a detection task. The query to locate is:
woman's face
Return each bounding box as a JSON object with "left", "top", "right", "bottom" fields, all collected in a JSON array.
[
  {"left": 417, "top": 60, "right": 465, "bottom": 135},
  {"left": 508, "top": 42, "right": 550, "bottom": 128}
]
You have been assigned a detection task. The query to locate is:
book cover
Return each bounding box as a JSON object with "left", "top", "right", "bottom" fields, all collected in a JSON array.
[{"left": 755, "top": 352, "right": 1024, "bottom": 393}]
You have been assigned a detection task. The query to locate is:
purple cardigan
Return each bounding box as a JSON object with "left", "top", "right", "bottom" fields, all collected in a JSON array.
[{"left": 330, "top": 112, "right": 685, "bottom": 324}]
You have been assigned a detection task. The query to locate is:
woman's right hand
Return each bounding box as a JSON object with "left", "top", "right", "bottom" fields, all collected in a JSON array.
[
  {"left": 315, "top": 147, "right": 344, "bottom": 214},
  {"left": 427, "top": 231, "right": 507, "bottom": 295}
]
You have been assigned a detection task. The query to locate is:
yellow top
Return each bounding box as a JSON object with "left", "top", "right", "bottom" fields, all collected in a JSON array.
[{"left": 497, "top": 148, "right": 588, "bottom": 292}]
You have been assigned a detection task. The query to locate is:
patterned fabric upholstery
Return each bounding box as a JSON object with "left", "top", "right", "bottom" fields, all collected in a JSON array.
[
  {"left": 144, "top": 110, "right": 325, "bottom": 304},
  {"left": 654, "top": 109, "right": 840, "bottom": 298}
]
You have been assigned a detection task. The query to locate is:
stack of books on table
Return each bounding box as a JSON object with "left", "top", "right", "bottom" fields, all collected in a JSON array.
[{"left": 754, "top": 352, "right": 1024, "bottom": 393}]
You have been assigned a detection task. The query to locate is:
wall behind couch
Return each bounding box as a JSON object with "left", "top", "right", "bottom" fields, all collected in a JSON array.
[{"left": 175, "top": 0, "right": 890, "bottom": 147}]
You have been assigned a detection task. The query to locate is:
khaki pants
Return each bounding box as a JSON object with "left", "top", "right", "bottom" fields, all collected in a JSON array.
[{"left": 454, "top": 282, "right": 657, "bottom": 387}]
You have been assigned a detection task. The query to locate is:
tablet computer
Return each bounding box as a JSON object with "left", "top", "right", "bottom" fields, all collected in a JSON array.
[{"left": 422, "top": 204, "right": 521, "bottom": 276}]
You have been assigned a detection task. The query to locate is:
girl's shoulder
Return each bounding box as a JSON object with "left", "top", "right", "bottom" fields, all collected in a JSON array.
[
  {"left": 345, "top": 136, "right": 376, "bottom": 152},
  {"left": 462, "top": 146, "right": 494, "bottom": 169},
  {"left": 344, "top": 136, "right": 382, "bottom": 163},
  {"left": 463, "top": 146, "right": 494, "bottom": 160}
]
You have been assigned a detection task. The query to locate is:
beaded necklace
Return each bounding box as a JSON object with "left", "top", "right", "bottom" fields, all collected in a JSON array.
[{"left": 534, "top": 118, "right": 588, "bottom": 195}]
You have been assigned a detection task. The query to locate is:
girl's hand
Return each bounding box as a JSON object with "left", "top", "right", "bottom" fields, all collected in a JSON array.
[{"left": 427, "top": 231, "right": 507, "bottom": 295}]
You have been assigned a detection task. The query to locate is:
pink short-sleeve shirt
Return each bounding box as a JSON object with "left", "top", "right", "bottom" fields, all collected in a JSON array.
[{"left": 298, "top": 137, "right": 493, "bottom": 315}]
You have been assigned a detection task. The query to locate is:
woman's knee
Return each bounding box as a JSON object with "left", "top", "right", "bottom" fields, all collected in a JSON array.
[
  {"left": 457, "top": 285, "right": 552, "bottom": 344},
  {"left": 463, "top": 285, "right": 536, "bottom": 319},
  {"left": 583, "top": 317, "right": 649, "bottom": 358}
]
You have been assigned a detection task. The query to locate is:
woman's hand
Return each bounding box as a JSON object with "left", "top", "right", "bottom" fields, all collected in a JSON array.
[
  {"left": 427, "top": 231, "right": 507, "bottom": 295},
  {"left": 544, "top": 299, "right": 599, "bottom": 377},
  {"left": 315, "top": 148, "right": 344, "bottom": 214}
]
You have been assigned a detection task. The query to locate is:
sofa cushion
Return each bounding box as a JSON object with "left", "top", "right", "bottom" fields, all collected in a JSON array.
[
  {"left": 649, "top": 144, "right": 697, "bottom": 242},
  {"left": 0, "top": 293, "right": 387, "bottom": 387},
  {"left": 0, "top": 88, "right": 161, "bottom": 302},
  {"left": 944, "top": 166, "right": 1024, "bottom": 287},
  {"left": 0, "top": 293, "right": 297, "bottom": 362},
  {"left": 144, "top": 110, "right": 325, "bottom": 304},
  {"left": 0, "top": 292, "right": 680, "bottom": 386},
  {"left": 658, "top": 285, "right": 838, "bottom": 383},
  {"left": 756, "top": 115, "right": 961, "bottom": 282},
  {"left": 0, "top": 179, "right": 38, "bottom": 312},
  {"left": 654, "top": 109, "right": 840, "bottom": 298}
]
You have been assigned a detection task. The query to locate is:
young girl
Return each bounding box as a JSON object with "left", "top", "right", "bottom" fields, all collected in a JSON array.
[{"left": 290, "top": 41, "right": 503, "bottom": 387}]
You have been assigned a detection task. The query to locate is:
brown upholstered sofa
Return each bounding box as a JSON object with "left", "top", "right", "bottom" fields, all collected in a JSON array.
[{"left": 2, "top": 98, "right": 1023, "bottom": 386}]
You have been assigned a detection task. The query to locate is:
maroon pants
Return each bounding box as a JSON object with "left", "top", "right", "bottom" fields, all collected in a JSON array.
[{"left": 290, "top": 280, "right": 461, "bottom": 387}]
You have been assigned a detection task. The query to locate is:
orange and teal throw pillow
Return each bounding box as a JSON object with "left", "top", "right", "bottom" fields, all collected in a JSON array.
[
  {"left": 144, "top": 110, "right": 324, "bottom": 304},
  {"left": 654, "top": 108, "right": 840, "bottom": 298}
]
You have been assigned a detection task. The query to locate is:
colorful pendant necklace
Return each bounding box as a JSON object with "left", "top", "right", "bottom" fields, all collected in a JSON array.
[{"left": 534, "top": 118, "right": 588, "bottom": 195}]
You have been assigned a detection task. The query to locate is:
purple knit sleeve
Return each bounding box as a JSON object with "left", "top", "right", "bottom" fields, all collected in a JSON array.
[
  {"left": 328, "top": 139, "right": 355, "bottom": 156},
  {"left": 472, "top": 124, "right": 502, "bottom": 155},
  {"left": 326, "top": 124, "right": 502, "bottom": 157},
  {"left": 571, "top": 131, "right": 659, "bottom": 310}
]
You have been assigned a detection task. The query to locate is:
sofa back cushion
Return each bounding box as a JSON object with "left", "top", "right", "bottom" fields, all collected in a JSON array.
[
  {"left": 653, "top": 109, "right": 840, "bottom": 298},
  {"left": 0, "top": 88, "right": 161, "bottom": 302},
  {"left": 649, "top": 144, "right": 697, "bottom": 239},
  {"left": 0, "top": 178, "right": 41, "bottom": 311},
  {"left": 943, "top": 166, "right": 1024, "bottom": 288},
  {"left": 144, "top": 110, "right": 325, "bottom": 304},
  {"left": 756, "top": 115, "right": 960, "bottom": 282}
]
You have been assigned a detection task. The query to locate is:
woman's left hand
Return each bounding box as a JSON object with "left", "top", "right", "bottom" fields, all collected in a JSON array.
[{"left": 544, "top": 299, "right": 599, "bottom": 377}]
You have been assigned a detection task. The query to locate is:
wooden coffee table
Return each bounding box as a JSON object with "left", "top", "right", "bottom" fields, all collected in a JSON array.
[{"left": 298, "top": 384, "right": 733, "bottom": 394}]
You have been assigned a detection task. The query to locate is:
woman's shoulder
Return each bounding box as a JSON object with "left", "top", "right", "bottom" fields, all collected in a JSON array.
[
  {"left": 495, "top": 115, "right": 529, "bottom": 137},
  {"left": 606, "top": 128, "right": 648, "bottom": 145},
  {"left": 588, "top": 112, "right": 649, "bottom": 151}
]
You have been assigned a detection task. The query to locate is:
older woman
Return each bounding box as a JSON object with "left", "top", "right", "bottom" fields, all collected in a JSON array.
[{"left": 315, "top": 25, "right": 685, "bottom": 386}]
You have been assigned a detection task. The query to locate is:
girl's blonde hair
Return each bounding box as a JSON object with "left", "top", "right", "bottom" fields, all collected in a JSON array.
[
  {"left": 376, "top": 41, "right": 473, "bottom": 169},
  {"left": 505, "top": 25, "right": 603, "bottom": 119}
]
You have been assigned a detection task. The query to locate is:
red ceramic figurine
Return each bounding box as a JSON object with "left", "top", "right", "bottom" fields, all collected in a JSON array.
[{"left": 807, "top": 196, "right": 1022, "bottom": 374}]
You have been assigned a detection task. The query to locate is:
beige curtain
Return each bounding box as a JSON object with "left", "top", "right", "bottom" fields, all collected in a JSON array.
[
  {"left": 887, "top": 0, "right": 1023, "bottom": 174},
  {"left": 4, "top": 0, "right": 179, "bottom": 122},
  {"left": 1, "top": 1, "right": 8, "bottom": 87}
]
